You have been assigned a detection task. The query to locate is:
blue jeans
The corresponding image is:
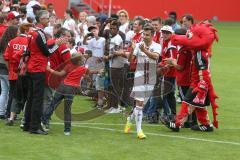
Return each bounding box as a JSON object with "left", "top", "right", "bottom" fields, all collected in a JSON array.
[
  {"left": 144, "top": 96, "right": 158, "bottom": 117},
  {"left": 42, "top": 86, "right": 54, "bottom": 114},
  {"left": 42, "top": 84, "right": 74, "bottom": 131},
  {"left": 161, "top": 77, "right": 176, "bottom": 116},
  {"left": 0, "top": 74, "right": 9, "bottom": 116}
]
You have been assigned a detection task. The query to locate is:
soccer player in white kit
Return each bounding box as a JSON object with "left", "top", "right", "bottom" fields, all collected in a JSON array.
[{"left": 124, "top": 24, "right": 161, "bottom": 139}]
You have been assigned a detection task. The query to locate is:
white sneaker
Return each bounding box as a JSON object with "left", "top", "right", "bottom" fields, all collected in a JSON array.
[
  {"left": 41, "top": 122, "right": 50, "bottom": 132},
  {"left": 64, "top": 132, "right": 71, "bottom": 136},
  {"left": 105, "top": 107, "right": 114, "bottom": 113},
  {"left": 108, "top": 107, "right": 122, "bottom": 114}
]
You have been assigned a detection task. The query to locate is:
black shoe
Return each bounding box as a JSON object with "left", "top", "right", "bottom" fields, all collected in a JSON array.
[
  {"left": 166, "top": 121, "right": 180, "bottom": 132},
  {"left": 22, "top": 127, "right": 29, "bottom": 132},
  {"left": 148, "top": 116, "right": 159, "bottom": 124},
  {"left": 159, "top": 115, "right": 170, "bottom": 125},
  {"left": 30, "top": 129, "right": 48, "bottom": 135},
  {"left": 191, "top": 124, "right": 214, "bottom": 132},
  {"left": 183, "top": 122, "right": 191, "bottom": 128},
  {"left": 21, "top": 125, "right": 30, "bottom": 132},
  {"left": 6, "top": 119, "right": 14, "bottom": 126}
]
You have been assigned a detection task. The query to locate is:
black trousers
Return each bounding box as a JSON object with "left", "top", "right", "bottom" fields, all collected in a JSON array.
[
  {"left": 178, "top": 85, "right": 198, "bottom": 126},
  {"left": 11, "top": 76, "right": 28, "bottom": 113},
  {"left": 24, "top": 72, "right": 45, "bottom": 131},
  {"left": 109, "top": 68, "right": 125, "bottom": 108}
]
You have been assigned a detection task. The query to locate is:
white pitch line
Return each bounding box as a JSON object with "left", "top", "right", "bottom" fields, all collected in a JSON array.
[
  {"left": 52, "top": 122, "right": 240, "bottom": 146},
  {"left": 52, "top": 122, "right": 240, "bottom": 130},
  {"left": 70, "top": 122, "right": 164, "bottom": 127}
]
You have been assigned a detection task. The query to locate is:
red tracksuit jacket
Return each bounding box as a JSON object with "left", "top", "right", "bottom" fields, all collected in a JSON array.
[
  {"left": 159, "top": 40, "right": 178, "bottom": 78},
  {"left": 27, "top": 28, "right": 59, "bottom": 73}
]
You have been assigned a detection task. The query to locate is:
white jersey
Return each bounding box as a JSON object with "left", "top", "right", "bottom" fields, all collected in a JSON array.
[
  {"left": 131, "top": 41, "right": 162, "bottom": 102},
  {"left": 87, "top": 37, "right": 105, "bottom": 58}
]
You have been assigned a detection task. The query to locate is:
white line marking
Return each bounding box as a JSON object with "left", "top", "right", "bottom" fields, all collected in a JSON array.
[
  {"left": 52, "top": 122, "right": 240, "bottom": 130},
  {"left": 51, "top": 122, "right": 240, "bottom": 146},
  {"left": 69, "top": 122, "right": 164, "bottom": 127}
]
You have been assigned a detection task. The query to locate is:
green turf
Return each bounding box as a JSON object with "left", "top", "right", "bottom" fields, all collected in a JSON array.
[{"left": 1, "top": 22, "right": 240, "bottom": 160}]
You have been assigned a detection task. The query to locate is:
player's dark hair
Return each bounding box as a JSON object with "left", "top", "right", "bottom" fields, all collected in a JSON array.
[
  {"left": 143, "top": 24, "right": 155, "bottom": 35},
  {"left": 183, "top": 14, "right": 194, "bottom": 24},
  {"left": 0, "top": 26, "right": 18, "bottom": 53},
  {"left": 55, "top": 28, "right": 69, "bottom": 38},
  {"left": 151, "top": 17, "right": 162, "bottom": 24},
  {"left": 65, "top": 9, "right": 73, "bottom": 18}
]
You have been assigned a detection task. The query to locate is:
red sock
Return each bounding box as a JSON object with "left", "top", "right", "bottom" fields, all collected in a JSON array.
[
  {"left": 175, "top": 102, "right": 189, "bottom": 126},
  {"left": 195, "top": 108, "right": 210, "bottom": 125}
]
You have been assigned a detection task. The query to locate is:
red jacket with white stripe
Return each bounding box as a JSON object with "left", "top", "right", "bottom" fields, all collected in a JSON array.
[
  {"left": 45, "top": 39, "right": 71, "bottom": 86},
  {"left": 27, "top": 28, "right": 59, "bottom": 73},
  {"left": 159, "top": 39, "right": 178, "bottom": 78},
  {"left": 47, "top": 39, "right": 71, "bottom": 70}
]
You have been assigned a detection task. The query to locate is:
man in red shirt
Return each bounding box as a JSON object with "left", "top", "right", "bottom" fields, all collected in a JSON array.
[
  {"left": 42, "top": 27, "right": 71, "bottom": 122},
  {"left": 164, "top": 28, "right": 198, "bottom": 128},
  {"left": 158, "top": 25, "right": 177, "bottom": 121},
  {"left": 22, "top": 10, "right": 67, "bottom": 135},
  {"left": 126, "top": 17, "right": 144, "bottom": 44},
  {"left": 7, "top": 11, "right": 22, "bottom": 26}
]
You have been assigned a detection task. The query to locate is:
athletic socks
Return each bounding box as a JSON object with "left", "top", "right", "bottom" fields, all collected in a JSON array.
[
  {"left": 134, "top": 106, "right": 143, "bottom": 133},
  {"left": 127, "top": 107, "right": 136, "bottom": 123}
]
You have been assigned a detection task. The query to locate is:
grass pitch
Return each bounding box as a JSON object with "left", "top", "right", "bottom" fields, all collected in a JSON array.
[{"left": 0, "top": 22, "right": 240, "bottom": 160}]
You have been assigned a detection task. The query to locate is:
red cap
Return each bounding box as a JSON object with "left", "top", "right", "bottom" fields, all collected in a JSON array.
[{"left": 7, "top": 11, "right": 22, "bottom": 21}]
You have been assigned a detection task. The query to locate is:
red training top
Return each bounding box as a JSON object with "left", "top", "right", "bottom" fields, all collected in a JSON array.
[
  {"left": 63, "top": 63, "right": 88, "bottom": 87},
  {"left": 4, "top": 34, "right": 29, "bottom": 80},
  {"left": 27, "top": 28, "right": 59, "bottom": 73},
  {"left": 159, "top": 39, "right": 178, "bottom": 78},
  {"left": 175, "top": 49, "right": 192, "bottom": 86}
]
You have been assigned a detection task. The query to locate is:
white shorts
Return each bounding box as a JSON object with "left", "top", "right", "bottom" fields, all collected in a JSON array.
[{"left": 131, "top": 84, "right": 154, "bottom": 104}]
